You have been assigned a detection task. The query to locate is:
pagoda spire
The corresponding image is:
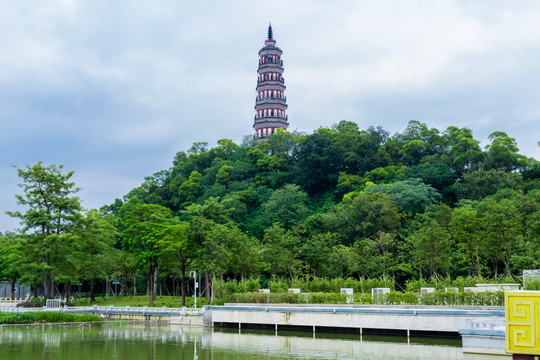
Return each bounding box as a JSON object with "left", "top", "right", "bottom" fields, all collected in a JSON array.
[{"left": 253, "top": 25, "right": 289, "bottom": 140}]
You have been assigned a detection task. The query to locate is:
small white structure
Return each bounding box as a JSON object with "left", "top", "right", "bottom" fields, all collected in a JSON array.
[
  {"left": 420, "top": 287, "right": 435, "bottom": 294},
  {"left": 258, "top": 289, "right": 270, "bottom": 294},
  {"left": 341, "top": 288, "right": 354, "bottom": 303},
  {"left": 46, "top": 299, "right": 62, "bottom": 309},
  {"left": 288, "top": 288, "right": 301, "bottom": 294},
  {"left": 475, "top": 284, "right": 520, "bottom": 292},
  {"left": 371, "top": 288, "right": 390, "bottom": 303},
  {"left": 523, "top": 269, "right": 540, "bottom": 281}
]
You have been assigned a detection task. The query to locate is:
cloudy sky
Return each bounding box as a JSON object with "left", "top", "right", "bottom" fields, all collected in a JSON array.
[{"left": 1, "top": 0, "right": 539, "bottom": 233}]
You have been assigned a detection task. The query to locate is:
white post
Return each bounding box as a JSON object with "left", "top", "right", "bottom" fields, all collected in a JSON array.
[{"left": 190, "top": 271, "right": 198, "bottom": 308}]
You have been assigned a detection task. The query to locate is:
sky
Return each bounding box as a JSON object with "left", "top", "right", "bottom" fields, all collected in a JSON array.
[{"left": 1, "top": 0, "right": 540, "bottom": 233}]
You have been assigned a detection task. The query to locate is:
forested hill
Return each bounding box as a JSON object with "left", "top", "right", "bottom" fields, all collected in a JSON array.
[{"left": 103, "top": 120, "right": 540, "bottom": 283}]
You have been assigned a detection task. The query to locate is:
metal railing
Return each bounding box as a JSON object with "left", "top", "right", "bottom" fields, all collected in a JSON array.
[
  {"left": 0, "top": 299, "right": 25, "bottom": 305},
  {"left": 0, "top": 304, "right": 204, "bottom": 316}
]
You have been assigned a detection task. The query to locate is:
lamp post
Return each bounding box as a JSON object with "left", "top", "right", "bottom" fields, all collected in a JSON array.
[
  {"left": 189, "top": 271, "right": 198, "bottom": 308},
  {"left": 77, "top": 281, "right": 82, "bottom": 306},
  {"left": 112, "top": 279, "right": 120, "bottom": 307}
]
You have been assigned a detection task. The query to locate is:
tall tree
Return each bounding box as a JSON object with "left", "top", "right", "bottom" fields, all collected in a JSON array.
[
  {"left": 158, "top": 223, "right": 193, "bottom": 306},
  {"left": 6, "top": 162, "right": 82, "bottom": 298},
  {"left": 263, "top": 223, "right": 301, "bottom": 279},
  {"left": 365, "top": 178, "right": 441, "bottom": 215},
  {"left": 75, "top": 210, "right": 119, "bottom": 303},
  {"left": 449, "top": 205, "right": 485, "bottom": 277},
  {"left": 123, "top": 204, "right": 176, "bottom": 306},
  {"left": 260, "top": 184, "right": 310, "bottom": 229}
]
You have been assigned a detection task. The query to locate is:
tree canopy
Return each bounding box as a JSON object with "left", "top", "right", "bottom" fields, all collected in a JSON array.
[{"left": 4, "top": 120, "right": 540, "bottom": 303}]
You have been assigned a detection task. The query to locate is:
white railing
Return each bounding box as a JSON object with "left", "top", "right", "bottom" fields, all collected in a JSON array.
[
  {"left": 0, "top": 305, "right": 204, "bottom": 316},
  {"left": 0, "top": 299, "right": 25, "bottom": 305},
  {"left": 465, "top": 317, "right": 505, "bottom": 330},
  {"left": 69, "top": 305, "right": 204, "bottom": 316}
]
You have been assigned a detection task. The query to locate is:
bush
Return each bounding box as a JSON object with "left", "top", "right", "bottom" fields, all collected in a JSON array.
[
  {"left": 0, "top": 312, "right": 101, "bottom": 324},
  {"left": 211, "top": 276, "right": 509, "bottom": 306},
  {"left": 524, "top": 277, "right": 540, "bottom": 290}
]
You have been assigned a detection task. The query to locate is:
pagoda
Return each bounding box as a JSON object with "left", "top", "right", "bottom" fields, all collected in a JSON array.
[{"left": 253, "top": 24, "right": 289, "bottom": 140}]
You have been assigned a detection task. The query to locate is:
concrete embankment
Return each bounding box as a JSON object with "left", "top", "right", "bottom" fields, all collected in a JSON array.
[
  {"left": 205, "top": 303, "right": 509, "bottom": 356},
  {"left": 206, "top": 303, "right": 503, "bottom": 337}
]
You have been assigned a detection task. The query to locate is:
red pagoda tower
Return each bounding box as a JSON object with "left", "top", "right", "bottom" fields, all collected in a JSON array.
[{"left": 253, "top": 24, "right": 289, "bottom": 140}]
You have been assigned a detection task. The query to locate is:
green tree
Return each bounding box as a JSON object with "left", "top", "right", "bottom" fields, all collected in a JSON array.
[
  {"left": 365, "top": 178, "right": 441, "bottom": 214},
  {"left": 481, "top": 199, "right": 523, "bottom": 277},
  {"left": 449, "top": 205, "right": 485, "bottom": 277},
  {"left": 367, "top": 231, "right": 397, "bottom": 281},
  {"left": 483, "top": 131, "right": 526, "bottom": 172},
  {"left": 292, "top": 128, "right": 344, "bottom": 194},
  {"left": 0, "top": 234, "right": 22, "bottom": 299},
  {"left": 443, "top": 126, "right": 483, "bottom": 175},
  {"left": 452, "top": 169, "right": 523, "bottom": 201},
  {"left": 319, "top": 192, "right": 403, "bottom": 245},
  {"left": 410, "top": 219, "right": 452, "bottom": 281},
  {"left": 123, "top": 204, "right": 176, "bottom": 306},
  {"left": 158, "top": 223, "right": 193, "bottom": 306},
  {"left": 263, "top": 223, "right": 301, "bottom": 279},
  {"left": 260, "top": 184, "right": 310, "bottom": 229},
  {"left": 75, "top": 210, "right": 119, "bottom": 303},
  {"left": 299, "top": 233, "right": 339, "bottom": 277},
  {"left": 215, "top": 165, "right": 233, "bottom": 186},
  {"left": 178, "top": 171, "right": 203, "bottom": 207},
  {"left": 6, "top": 162, "right": 82, "bottom": 298}
]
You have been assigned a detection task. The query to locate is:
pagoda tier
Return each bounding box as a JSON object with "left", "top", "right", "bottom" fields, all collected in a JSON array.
[{"left": 253, "top": 24, "right": 289, "bottom": 140}]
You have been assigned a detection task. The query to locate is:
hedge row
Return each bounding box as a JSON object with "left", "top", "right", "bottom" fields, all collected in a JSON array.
[
  {"left": 0, "top": 312, "right": 102, "bottom": 324},
  {"left": 214, "top": 290, "right": 504, "bottom": 306},
  {"left": 213, "top": 276, "right": 517, "bottom": 297}
]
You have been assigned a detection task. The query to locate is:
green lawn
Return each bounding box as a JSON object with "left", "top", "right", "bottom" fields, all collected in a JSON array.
[{"left": 76, "top": 295, "right": 208, "bottom": 308}]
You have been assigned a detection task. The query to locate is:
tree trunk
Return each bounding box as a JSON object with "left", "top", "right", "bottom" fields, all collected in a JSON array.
[
  {"left": 63, "top": 282, "right": 68, "bottom": 301},
  {"left": 205, "top": 270, "right": 210, "bottom": 303},
  {"left": 44, "top": 276, "right": 51, "bottom": 299},
  {"left": 476, "top": 250, "right": 481, "bottom": 277},
  {"left": 153, "top": 266, "right": 158, "bottom": 300},
  {"left": 148, "top": 264, "right": 155, "bottom": 306},
  {"left": 90, "top": 278, "right": 96, "bottom": 303},
  {"left": 10, "top": 278, "right": 16, "bottom": 300},
  {"left": 180, "top": 263, "right": 186, "bottom": 307},
  {"left": 66, "top": 281, "right": 73, "bottom": 300}
]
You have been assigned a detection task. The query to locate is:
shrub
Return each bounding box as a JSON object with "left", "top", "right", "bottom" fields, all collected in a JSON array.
[
  {"left": 0, "top": 312, "right": 101, "bottom": 324},
  {"left": 524, "top": 277, "right": 540, "bottom": 290}
]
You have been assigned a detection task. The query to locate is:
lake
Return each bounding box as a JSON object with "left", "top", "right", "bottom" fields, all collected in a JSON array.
[{"left": 0, "top": 322, "right": 499, "bottom": 359}]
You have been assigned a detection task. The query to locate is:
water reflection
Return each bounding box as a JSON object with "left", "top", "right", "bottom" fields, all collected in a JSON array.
[{"left": 0, "top": 322, "right": 502, "bottom": 360}]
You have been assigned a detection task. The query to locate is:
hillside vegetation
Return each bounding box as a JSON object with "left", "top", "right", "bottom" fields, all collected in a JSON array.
[{"left": 3, "top": 120, "right": 539, "bottom": 305}]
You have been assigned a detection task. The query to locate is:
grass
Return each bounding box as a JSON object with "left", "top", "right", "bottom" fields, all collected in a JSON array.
[
  {"left": 0, "top": 312, "right": 102, "bottom": 324},
  {"left": 77, "top": 295, "right": 208, "bottom": 308}
]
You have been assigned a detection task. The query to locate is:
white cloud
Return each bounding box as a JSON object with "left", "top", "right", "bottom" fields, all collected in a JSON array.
[{"left": 1, "top": 0, "right": 540, "bottom": 233}]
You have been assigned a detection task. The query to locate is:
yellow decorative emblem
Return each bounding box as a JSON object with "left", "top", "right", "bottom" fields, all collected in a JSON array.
[{"left": 506, "top": 291, "right": 540, "bottom": 355}]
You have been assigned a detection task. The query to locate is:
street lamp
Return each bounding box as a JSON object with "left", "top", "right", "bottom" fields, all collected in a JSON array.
[
  {"left": 112, "top": 279, "right": 120, "bottom": 307},
  {"left": 189, "top": 271, "right": 198, "bottom": 308},
  {"left": 77, "top": 281, "right": 83, "bottom": 306}
]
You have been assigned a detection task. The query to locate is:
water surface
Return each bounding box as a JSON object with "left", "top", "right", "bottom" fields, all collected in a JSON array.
[{"left": 0, "top": 322, "right": 495, "bottom": 359}]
